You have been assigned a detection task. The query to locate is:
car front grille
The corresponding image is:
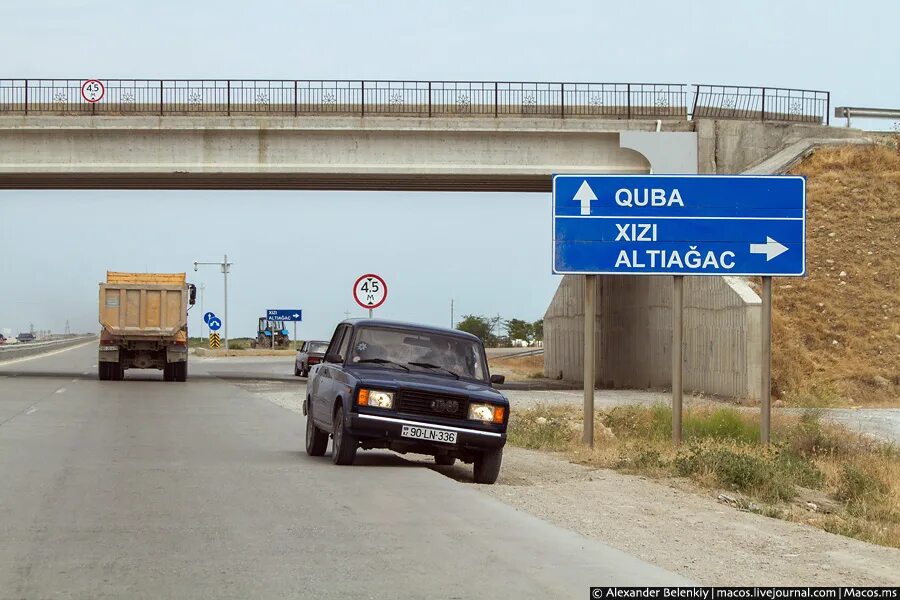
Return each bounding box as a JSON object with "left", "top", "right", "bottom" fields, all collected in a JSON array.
[{"left": 397, "top": 389, "right": 469, "bottom": 420}]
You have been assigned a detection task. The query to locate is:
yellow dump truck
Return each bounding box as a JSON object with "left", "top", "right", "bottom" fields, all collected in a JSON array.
[{"left": 98, "top": 272, "right": 196, "bottom": 381}]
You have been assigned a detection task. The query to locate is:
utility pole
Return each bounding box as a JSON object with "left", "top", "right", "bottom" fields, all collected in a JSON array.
[
  {"left": 199, "top": 283, "right": 206, "bottom": 342},
  {"left": 450, "top": 299, "right": 454, "bottom": 329},
  {"left": 344, "top": 309, "right": 351, "bottom": 319},
  {"left": 194, "top": 255, "right": 232, "bottom": 350}
]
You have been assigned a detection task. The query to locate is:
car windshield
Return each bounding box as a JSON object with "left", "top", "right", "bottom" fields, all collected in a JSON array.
[
  {"left": 349, "top": 327, "right": 487, "bottom": 382},
  {"left": 309, "top": 342, "right": 329, "bottom": 353}
]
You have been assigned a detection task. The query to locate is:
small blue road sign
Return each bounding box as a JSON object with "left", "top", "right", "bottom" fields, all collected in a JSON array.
[
  {"left": 552, "top": 175, "right": 805, "bottom": 276},
  {"left": 267, "top": 309, "right": 303, "bottom": 322},
  {"left": 207, "top": 317, "right": 222, "bottom": 331},
  {"left": 203, "top": 311, "right": 217, "bottom": 325}
]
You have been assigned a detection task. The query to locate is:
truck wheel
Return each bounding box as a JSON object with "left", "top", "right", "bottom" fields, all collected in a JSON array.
[
  {"left": 331, "top": 408, "right": 358, "bottom": 466},
  {"left": 305, "top": 406, "right": 328, "bottom": 457},
  {"left": 473, "top": 448, "right": 503, "bottom": 484},
  {"left": 112, "top": 362, "right": 125, "bottom": 381},
  {"left": 163, "top": 363, "right": 174, "bottom": 382},
  {"left": 174, "top": 362, "right": 187, "bottom": 382},
  {"left": 98, "top": 363, "right": 110, "bottom": 381}
]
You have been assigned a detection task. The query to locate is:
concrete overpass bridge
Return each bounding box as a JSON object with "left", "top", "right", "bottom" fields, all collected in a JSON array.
[{"left": 0, "top": 78, "right": 856, "bottom": 400}]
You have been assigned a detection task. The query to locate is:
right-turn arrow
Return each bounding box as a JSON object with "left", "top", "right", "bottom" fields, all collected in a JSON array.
[{"left": 749, "top": 237, "right": 789, "bottom": 261}]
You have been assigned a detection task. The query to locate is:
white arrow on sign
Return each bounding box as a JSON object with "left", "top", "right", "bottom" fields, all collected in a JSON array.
[
  {"left": 573, "top": 180, "right": 597, "bottom": 215},
  {"left": 749, "top": 237, "right": 789, "bottom": 261},
  {"left": 292, "top": 313, "right": 300, "bottom": 318}
]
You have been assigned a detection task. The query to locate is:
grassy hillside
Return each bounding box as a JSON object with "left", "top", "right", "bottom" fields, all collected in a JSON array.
[{"left": 772, "top": 143, "right": 899, "bottom": 406}]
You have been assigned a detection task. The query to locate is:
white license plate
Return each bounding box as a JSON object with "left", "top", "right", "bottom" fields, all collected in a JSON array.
[{"left": 401, "top": 425, "right": 457, "bottom": 444}]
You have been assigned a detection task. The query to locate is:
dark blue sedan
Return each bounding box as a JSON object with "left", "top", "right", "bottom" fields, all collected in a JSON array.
[{"left": 304, "top": 319, "right": 508, "bottom": 484}]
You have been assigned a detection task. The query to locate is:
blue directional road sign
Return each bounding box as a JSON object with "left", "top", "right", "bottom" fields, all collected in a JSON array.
[
  {"left": 267, "top": 309, "right": 303, "bottom": 322},
  {"left": 203, "top": 311, "right": 217, "bottom": 325},
  {"left": 552, "top": 175, "right": 805, "bottom": 276},
  {"left": 207, "top": 317, "right": 222, "bottom": 331}
]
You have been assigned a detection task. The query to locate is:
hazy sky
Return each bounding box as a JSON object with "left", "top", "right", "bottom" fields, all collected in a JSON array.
[{"left": 1, "top": 0, "right": 897, "bottom": 339}]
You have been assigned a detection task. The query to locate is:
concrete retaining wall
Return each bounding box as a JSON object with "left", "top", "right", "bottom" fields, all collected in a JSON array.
[
  {"left": 696, "top": 119, "right": 863, "bottom": 174},
  {"left": 544, "top": 276, "right": 760, "bottom": 399}
]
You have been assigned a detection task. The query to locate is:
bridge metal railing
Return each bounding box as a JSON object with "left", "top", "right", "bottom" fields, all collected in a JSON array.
[
  {"left": 692, "top": 84, "right": 830, "bottom": 125},
  {"left": 0, "top": 79, "right": 830, "bottom": 124}
]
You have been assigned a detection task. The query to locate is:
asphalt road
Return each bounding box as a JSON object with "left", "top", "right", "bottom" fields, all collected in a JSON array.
[{"left": 0, "top": 344, "right": 690, "bottom": 599}]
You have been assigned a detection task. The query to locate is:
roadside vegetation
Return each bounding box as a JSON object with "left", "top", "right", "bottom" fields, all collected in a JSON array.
[
  {"left": 772, "top": 143, "right": 899, "bottom": 407},
  {"left": 507, "top": 403, "right": 900, "bottom": 548},
  {"left": 488, "top": 353, "right": 545, "bottom": 381}
]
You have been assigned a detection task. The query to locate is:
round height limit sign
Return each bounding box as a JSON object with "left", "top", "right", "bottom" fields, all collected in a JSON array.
[{"left": 353, "top": 274, "right": 387, "bottom": 315}]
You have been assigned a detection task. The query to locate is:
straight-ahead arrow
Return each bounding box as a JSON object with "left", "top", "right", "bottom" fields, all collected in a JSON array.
[
  {"left": 573, "top": 180, "right": 597, "bottom": 215},
  {"left": 749, "top": 237, "right": 789, "bottom": 261}
]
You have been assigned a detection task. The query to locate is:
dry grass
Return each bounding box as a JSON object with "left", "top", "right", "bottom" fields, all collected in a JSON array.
[
  {"left": 508, "top": 403, "right": 900, "bottom": 548},
  {"left": 488, "top": 354, "right": 545, "bottom": 381},
  {"left": 768, "top": 143, "right": 900, "bottom": 406}
]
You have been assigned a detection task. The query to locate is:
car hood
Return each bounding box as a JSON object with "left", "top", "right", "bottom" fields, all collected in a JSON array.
[{"left": 345, "top": 366, "right": 507, "bottom": 404}]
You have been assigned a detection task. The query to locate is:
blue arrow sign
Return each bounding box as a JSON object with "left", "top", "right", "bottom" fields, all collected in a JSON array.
[
  {"left": 552, "top": 175, "right": 805, "bottom": 276},
  {"left": 266, "top": 309, "right": 302, "bottom": 322},
  {"left": 207, "top": 317, "right": 222, "bottom": 331},
  {"left": 203, "top": 311, "right": 217, "bottom": 325}
]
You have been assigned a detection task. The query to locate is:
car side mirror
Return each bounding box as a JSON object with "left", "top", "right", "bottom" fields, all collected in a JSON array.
[
  {"left": 188, "top": 284, "right": 197, "bottom": 306},
  {"left": 325, "top": 352, "right": 342, "bottom": 364},
  {"left": 490, "top": 374, "right": 505, "bottom": 385}
]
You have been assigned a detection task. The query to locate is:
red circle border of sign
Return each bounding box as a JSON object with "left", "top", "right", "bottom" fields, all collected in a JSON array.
[
  {"left": 81, "top": 79, "right": 105, "bottom": 103},
  {"left": 353, "top": 273, "right": 387, "bottom": 310}
]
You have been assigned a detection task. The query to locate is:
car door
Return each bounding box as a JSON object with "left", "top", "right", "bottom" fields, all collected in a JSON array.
[{"left": 312, "top": 324, "right": 350, "bottom": 430}]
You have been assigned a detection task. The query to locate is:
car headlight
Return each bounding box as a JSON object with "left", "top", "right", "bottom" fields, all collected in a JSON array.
[
  {"left": 357, "top": 389, "right": 394, "bottom": 409},
  {"left": 468, "top": 403, "right": 505, "bottom": 424}
]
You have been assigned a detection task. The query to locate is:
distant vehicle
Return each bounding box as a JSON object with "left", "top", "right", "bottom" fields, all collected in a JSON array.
[
  {"left": 255, "top": 318, "right": 290, "bottom": 349},
  {"left": 17, "top": 332, "right": 36, "bottom": 343},
  {"left": 98, "top": 271, "right": 196, "bottom": 381},
  {"left": 295, "top": 340, "right": 329, "bottom": 377},
  {"left": 304, "top": 319, "right": 508, "bottom": 484},
  {"left": 0, "top": 333, "right": 6, "bottom": 344}
]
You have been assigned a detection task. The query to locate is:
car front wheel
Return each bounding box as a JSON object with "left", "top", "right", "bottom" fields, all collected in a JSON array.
[
  {"left": 473, "top": 448, "right": 503, "bottom": 484},
  {"left": 331, "top": 409, "right": 358, "bottom": 466}
]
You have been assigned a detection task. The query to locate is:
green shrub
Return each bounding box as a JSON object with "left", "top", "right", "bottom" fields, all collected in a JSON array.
[
  {"left": 674, "top": 444, "right": 797, "bottom": 502},
  {"left": 836, "top": 463, "right": 890, "bottom": 518},
  {"left": 507, "top": 408, "right": 575, "bottom": 451}
]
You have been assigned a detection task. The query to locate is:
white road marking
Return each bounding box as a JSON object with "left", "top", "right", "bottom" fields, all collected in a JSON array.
[
  {"left": 55, "top": 388, "right": 66, "bottom": 394},
  {"left": 25, "top": 406, "right": 38, "bottom": 415},
  {"left": 72, "top": 378, "right": 79, "bottom": 382}
]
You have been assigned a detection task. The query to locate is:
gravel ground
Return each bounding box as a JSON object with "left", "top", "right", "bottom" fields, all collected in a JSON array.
[{"left": 206, "top": 357, "right": 900, "bottom": 587}]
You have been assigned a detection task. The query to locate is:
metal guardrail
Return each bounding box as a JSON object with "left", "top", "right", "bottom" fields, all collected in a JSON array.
[
  {"left": 0, "top": 335, "right": 96, "bottom": 360},
  {"left": 834, "top": 106, "right": 900, "bottom": 128},
  {"left": 0, "top": 79, "right": 832, "bottom": 124}
]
